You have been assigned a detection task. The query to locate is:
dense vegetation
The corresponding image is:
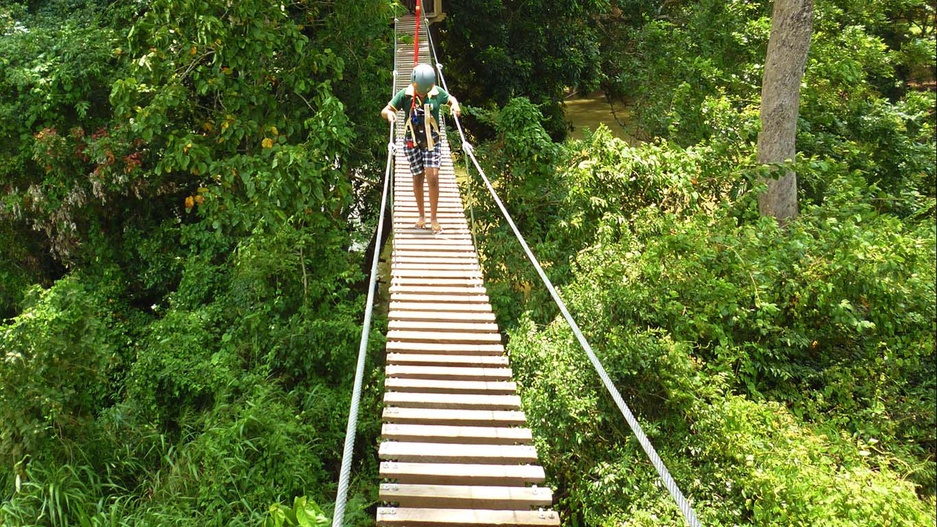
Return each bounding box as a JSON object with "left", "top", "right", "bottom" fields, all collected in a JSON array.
[
  {"left": 456, "top": 0, "right": 936, "bottom": 525},
  {"left": 1, "top": 0, "right": 934, "bottom": 526},
  {"left": 1, "top": 0, "right": 390, "bottom": 524}
]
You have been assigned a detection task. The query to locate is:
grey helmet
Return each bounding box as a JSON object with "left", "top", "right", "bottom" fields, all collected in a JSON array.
[{"left": 411, "top": 63, "right": 436, "bottom": 93}]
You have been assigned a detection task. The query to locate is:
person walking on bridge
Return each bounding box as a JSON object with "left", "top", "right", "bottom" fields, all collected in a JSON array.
[{"left": 381, "top": 63, "right": 461, "bottom": 233}]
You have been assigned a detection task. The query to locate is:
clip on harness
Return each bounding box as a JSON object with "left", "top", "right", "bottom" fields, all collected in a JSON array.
[{"left": 405, "top": 93, "right": 439, "bottom": 150}]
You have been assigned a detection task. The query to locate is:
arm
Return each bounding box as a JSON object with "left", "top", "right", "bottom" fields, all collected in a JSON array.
[{"left": 381, "top": 104, "right": 397, "bottom": 123}]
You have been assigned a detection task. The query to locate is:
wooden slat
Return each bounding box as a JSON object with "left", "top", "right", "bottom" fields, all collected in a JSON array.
[
  {"left": 379, "top": 462, "right": 546, "bottom": 486},
  {"left": 379, "top": 442, "right": 538, "bottom": 464},
  {"left": 376, "top": 507, "right": 560, "bottom": 527},
  {"left": 385, "top": 365, "right": 512, "bottom": 381},
  {"left": 382, "top": 407, "right": 527, "bottom": 427},
  {"left": 385, "top": 330, "right": 502, "bottom": 344},
  {"left": 380, "top": 424, "right": 531, "bottom": 444},
  {"left": 379, "top": 484, "right": 552, "bottom": 510},
  {"left": 391, "top": 262, "right": 481, "bottom": 270},
  {"left": 385, "top": 353, "right": 508, "bottom": 367},
  {"left": 393, "top": 240, "right": 474, "bottom": 249},
  {"left": 389, "top": 285, "right": 488, "bottom": 296},
  {"left": 383, "top": 392, "right": 521, "bottom": 411},
  {"left": 390, "top": 257, "right": 480, "bottom": 265},
  {"left": 384, "top": 378, "right": 516, "bottom": 395},
  {"left": 388, "top": 310, "right": 496, "bottom": 322},
  {"left": 385, "top": 341, "right": 504, "bottom": 355},
  {"left": 391, "top": 278, "right": 485, "bottom": 288},
  {"left": 392, "top": 268, "right": 481, "bottom": 278},
  {"left": 388, "top": 320, "right": 500, "bottom": 333},
  {"left": 389, "top": 294, "right": 490, "bottom": 304}
]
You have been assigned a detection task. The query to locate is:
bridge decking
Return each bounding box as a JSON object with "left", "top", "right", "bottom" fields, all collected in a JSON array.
[{"left": 376, "top": 14, "right": 561, "bottom": 527}]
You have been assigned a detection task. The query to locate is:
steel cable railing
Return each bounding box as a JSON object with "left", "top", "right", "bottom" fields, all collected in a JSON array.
[
  {"left": 330, "top": 14, "right": 400, "bottom": 527},
  {"left": 421, "top": 10, "right": 702, "bottom": 527}
]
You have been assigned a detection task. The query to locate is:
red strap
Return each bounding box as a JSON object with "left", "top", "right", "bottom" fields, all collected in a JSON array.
[{"left": 413, "top": 0, "right": 421, "bottom": 64}]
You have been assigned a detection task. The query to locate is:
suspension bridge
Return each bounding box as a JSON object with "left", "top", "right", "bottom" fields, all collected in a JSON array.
[{"left": 332, "top": 6, "right": 701, "bottom": 527}]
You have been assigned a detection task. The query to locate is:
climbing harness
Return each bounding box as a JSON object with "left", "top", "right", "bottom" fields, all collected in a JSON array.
[{"left": 405, "top": 93, "right": 440, "bottom": 150}]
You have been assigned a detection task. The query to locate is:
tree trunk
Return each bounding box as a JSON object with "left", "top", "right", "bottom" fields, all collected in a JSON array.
[{"left": 757, "top": 0, "right": 814, "bottom": 223}]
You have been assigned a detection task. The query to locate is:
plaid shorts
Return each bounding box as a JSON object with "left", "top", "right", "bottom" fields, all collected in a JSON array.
[{"left": 404, "top": 140, "right": 442, "bottom": 175}]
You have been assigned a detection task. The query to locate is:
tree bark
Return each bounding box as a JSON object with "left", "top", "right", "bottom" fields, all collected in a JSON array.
[{"left": 757, "top": 0, "right": 814, "bottom": 224}]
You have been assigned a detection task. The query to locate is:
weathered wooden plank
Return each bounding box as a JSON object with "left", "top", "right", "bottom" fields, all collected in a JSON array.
[
  {"left": 390, "top": 257, "right": 480, "bottom": 266},
  {"left": 388, "top": 310, "right": 496, "bottom": 323},
  {"left": 384, "top": 378, "right": 516, "bottom": 395},
  {"left": 390, "top": 277, "right": 485, "bottom": 287},
  {"left": 376, "top": 507, "right": 560, "bottom": 527},
  {"left": 385, "top": 330, "right": 502, "bottom": 344},
  {"left": 389, "top": 302, "right": 493, "bottom": 313},
  {"left": 389, "top": 257, "right": 480, "bottom": 266},
  {"left": 383, "top": 391, "right": 521, "bottom": 410},
  {"left": 390, "top": 268, "right": 481, "bottom": 277},
  {"left": 382, "top": 407, "right": 527, "bottom": 427},
  {"left": 386, "top": 351, "right": 507, "bottom": 365},
  {"left": 393, "top": 243, "right": 478, "bottom": 253},
  {"left": 379, "top": 442, "right": 538, "bottom": 464},
  {"left": 391, "top": 277, "right": 486, "bottom": 284},
  {"left": 385, "top": 353, "right": 508, "bottom": 368},
  {"left": 385, "top": 365, "right": 512, "bottom": 381},
  {"left": 394, "top": 235, "right": 472, "bottom": 242},
  {"left": 389, "top": 287, "right": 489, "bottom": 297},
  {"left": 380, "top": 423, "right": 531, "bottom": 444},
  {"left": 379, "top": 484, "right": 552, "bottom": 510},
  {"left": 389, "top": 266, "right": 480, "bottom": 275},
  {"left": 379, "top": 462, "right": 546, "bottom": 486},
  {"left": 388, "top": 320, "right": 500, "bottom": 333},
  {"left": 384, "top": 341, "right": 504, "bottom": 355},
  {"left": 389, "top": 293, "right": 490, "bottom": 304}
]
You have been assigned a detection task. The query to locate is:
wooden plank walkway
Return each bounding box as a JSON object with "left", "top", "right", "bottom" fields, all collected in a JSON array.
[{"left": 376, "top": 14, "right": 561, "bottom": 527}]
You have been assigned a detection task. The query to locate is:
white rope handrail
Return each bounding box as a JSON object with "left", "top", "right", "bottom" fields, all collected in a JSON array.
[
  {"left": 330, "top": 14, "right": 400, "bottom": 527},
  {"left": 421, "top": 10, "right": 702, "bottom": 527}
]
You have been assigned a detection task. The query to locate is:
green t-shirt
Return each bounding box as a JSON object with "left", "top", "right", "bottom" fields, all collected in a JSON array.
[{"left": 388, "top": 85, "right": 452, "bottom": 125}]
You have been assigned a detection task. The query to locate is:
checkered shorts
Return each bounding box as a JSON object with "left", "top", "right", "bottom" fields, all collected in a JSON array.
[{"left": 403, "top": 140, "right": 442, "bottom": 175}]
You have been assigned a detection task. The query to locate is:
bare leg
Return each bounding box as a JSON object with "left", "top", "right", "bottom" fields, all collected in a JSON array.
[
  {"left": 412, "top": 171, "right": 426, "bottom": 227},
  {"left": 426, "top": 166, "right": 440, "bottom": 230}
]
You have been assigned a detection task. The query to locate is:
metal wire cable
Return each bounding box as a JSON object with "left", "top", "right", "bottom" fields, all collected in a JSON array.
[
  {"left": 421, "top": 16, "right": 479, "bottom": 252},
  {"left": 422, "top": 10, "right": 701, "bottom": 527},
  {"left": 330, "top": 15, "right": 400, "bottom": 527},
  {"left": 457, "top": 130, "right": 701, "bottom": 527}
]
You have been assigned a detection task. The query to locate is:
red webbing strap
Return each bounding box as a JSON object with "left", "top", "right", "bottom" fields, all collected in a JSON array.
[{"left": 413, "top": 0, "right": 421, "bottom": 64}]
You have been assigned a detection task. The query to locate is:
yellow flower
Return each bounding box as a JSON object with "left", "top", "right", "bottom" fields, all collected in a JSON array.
[{"left": 262, "top": 137, "right": 274, "bottom": 148}]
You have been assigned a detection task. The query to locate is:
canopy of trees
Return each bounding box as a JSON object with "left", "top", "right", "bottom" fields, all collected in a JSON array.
[{"left": 1, "top": 0, "right": 934, "bottom": 525}]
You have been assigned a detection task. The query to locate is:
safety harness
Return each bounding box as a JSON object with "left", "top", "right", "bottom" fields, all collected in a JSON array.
[{"left": 405, "top": 88, "right": 440, "bottom": 150}]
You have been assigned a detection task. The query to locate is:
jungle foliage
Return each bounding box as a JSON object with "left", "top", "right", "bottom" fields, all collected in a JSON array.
[
  {"left": 460, "top": 0, "right": 935, "bottom": 524},
  {"left": 2, "top": 0, "right": 389, "bottom": 524},
  {"left": 0, "top": 0, "right": 935, "bottom": 525}
]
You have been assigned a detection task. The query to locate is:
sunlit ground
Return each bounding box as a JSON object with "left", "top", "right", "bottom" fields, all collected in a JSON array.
[{"left": 564, "top": 92, "right": 636, "bottom": 144}]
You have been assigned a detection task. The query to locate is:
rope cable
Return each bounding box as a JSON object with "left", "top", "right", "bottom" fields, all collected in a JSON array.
[
  {"left": 330, "top": 15, "right": 400, "bottom": 527},
  {"left": 421, "top": 16, "right": 479, "bottom": 252},
  {"left": 422, "top": 10, "right": 701, "bottom": 526},
  {"left": 456, "top": 142, "right": 702, "bottom": 527}
]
